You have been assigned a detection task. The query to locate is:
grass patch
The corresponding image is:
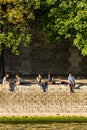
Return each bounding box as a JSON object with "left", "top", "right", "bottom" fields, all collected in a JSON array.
[{"left": 0, "top": 116, "right": 87, "bottom": 124}]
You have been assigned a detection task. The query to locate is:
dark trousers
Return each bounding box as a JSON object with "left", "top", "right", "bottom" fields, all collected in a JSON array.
[
  {"left": 42, "top": 83, "right": 48, "bottom": 92},
  {"left": 69, "top": 83, "right": 74, "bottom": 93},
  {"left": 37, "top": 82, "right": 48, "bottom": 92},
  {"left": 10, "top": 83, "right": 15, "bottom": 91}
]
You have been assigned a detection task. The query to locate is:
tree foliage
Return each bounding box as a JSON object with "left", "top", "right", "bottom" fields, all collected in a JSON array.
[
  {"left": 0, "top": 0, "right": 40, "bottom": 54},
  {"left": 42, "top": 0, "right": 87, "bottom": 55},
  {"left": 0, "top": 0, "right": 87, "bottom": 56}
]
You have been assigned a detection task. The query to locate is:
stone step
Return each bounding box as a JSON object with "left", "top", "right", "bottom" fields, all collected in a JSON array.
[{"left": 0, "top": 84, "right": 87, "bottom": 116}]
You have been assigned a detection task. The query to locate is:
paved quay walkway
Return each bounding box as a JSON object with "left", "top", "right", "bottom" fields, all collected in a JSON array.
[{"left": 0, "top": 78, "right": 87, "bottom": 117}]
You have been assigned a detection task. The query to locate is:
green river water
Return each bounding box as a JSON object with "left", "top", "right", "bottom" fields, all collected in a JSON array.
[{"left": 0, "top": 123, "right": 87, "bottom": 130}]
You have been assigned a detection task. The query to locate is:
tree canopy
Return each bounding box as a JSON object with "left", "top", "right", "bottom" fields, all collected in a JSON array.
[
  {"left": 42, "top": 0, "right": 87, "bottom": 55},
  {"left": 0, "top": 0, "right": 87, "bottom": 56},
  {"left": 0, "top": 0, "right": 40, "bottom": 54}
]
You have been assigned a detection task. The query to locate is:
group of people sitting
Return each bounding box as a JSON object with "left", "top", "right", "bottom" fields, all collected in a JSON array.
[
  {"left": 2, "top": 72, "right": 75, "bottom": 93},
  {"left": 36, "top": 73, "right": 55, "bottom": 92},
  {"left": 36, "top": 73, "right": 55, "bottom": 85},
  {"left": 2, "top": 74, "right": 24, "bottom": 91},
  {"left": 36, "top": 73, "right": 75, "bottom": 93}
]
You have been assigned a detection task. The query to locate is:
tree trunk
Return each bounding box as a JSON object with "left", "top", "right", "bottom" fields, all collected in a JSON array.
[{"left": 0, "top": 46, "right": 5, "bottom": 79}]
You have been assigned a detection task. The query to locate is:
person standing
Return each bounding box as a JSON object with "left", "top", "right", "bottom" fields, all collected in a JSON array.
[{"left": 68, "top": 73, "right": 75, "bottom": 93}]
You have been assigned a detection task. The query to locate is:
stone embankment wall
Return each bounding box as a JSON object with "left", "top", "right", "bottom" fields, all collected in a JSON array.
[
  {"left": 0, "top": 83, "right": 87, "bottom": 116},
  {"left": 4, "top": 42, "right": 87, "bottom": 76}
]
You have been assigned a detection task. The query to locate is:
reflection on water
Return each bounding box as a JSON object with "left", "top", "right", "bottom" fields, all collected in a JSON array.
[{"left": 0, "top": 123, "right": 87, "bottom": 130}]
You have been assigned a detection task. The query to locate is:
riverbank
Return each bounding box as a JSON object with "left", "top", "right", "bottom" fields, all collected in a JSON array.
[{"left": 0, "top": 116, "right": 87, "bottom": 123}]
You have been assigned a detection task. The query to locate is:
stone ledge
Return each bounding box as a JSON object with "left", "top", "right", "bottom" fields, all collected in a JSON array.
[{"left": 0, "top": 113, "right": 87, "bottom": 117}]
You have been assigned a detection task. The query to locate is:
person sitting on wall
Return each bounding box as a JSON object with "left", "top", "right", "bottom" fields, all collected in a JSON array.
[
  {"left": 36, "top": 73, "right": 48, "bottom": 92},
  {"left": 15, "top": 74, "right": 24, "bottom": 85},
  {"left": 36, "top": 73, "right": 42, "bottom": 84},
  {"left": 68, "top": 73, "right": 75, "bottom": 93},
  {"left": 48, "top": 74, "right": 55, "bottom": 85},
  {"left": 2, "top": 73, "right": 11, "bottom": 90}
]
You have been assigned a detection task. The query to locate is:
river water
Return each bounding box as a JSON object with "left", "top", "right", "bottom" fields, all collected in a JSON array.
[{"left": 0, "top": 123, "right": 87, "bottom": 130}]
